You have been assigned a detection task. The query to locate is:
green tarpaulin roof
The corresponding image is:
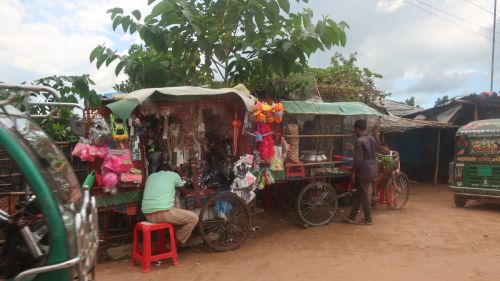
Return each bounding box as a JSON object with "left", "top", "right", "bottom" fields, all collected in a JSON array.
[{"left": 282, "top": 101, "right": 383, "bottom": 116}]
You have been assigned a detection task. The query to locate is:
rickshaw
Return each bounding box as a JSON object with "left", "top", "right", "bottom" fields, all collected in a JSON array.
[
  {"left": 0, "top": 84, "right": 98, "bottom": 281},
  {"left": 449, "top": 119, "right": 500, "bottom": 207}
]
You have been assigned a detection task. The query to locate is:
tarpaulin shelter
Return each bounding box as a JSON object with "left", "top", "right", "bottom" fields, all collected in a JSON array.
[{"left": 106, "top": 84, "right": 256, "bottom": 120}]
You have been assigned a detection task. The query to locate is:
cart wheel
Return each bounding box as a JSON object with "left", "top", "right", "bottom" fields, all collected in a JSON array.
[
  {"left": 387, "top": 172, "right": 410, "bottom": 210},
  {"left": 296, "top": 181, "right": 338, "bottom": 227},
  {"left": 198, "top": 192, "right": 251, "bottom": 252}
]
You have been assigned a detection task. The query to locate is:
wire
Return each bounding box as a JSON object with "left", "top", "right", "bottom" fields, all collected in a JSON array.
[
  {"left": 414, "top": 0, "right": 499, "bottom": 35},
  {"left": 462, "top": 0, "right": 495, "bottom": 15},
  {"left": 404, "top": 0, "right": 500, "bottom": 45}
]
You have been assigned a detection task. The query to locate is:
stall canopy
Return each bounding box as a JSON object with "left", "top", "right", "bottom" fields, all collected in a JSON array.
[
  {"left": 106, "top": 84, "right": 256, "bottom": 120},
  {"left": 282, "top": 100, "right": 383, "bottom": 116}
]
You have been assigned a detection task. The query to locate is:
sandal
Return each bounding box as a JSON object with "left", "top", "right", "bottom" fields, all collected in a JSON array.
[
  {"left": 342, "top": 217, "right": 357, "bottom": 224},
  {"left": 356, "top": 220, "right": 373, "bottom": 226}
]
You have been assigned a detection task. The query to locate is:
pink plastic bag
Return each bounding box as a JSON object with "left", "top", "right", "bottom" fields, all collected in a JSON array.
[
  {"left": 103, "top": 152, "right": 133, "bottom": 173},
  {"left": 79, "top": 144, "right": 95, "bottom": 162}
]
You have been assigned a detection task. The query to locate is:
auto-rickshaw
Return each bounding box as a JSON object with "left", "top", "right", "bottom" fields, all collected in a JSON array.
[
  {"left": 0, "top": 84, "right": 98, "bottom": 280},
  {"left": 449, "top": 119, "right": 500, "bottom": 207}
]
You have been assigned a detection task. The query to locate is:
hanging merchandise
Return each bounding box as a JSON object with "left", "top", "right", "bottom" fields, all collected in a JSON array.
[
  {"left": 89, "top": 114, "right": 111, "bottom": 146},
  {"left": 103, "top": 151, "right": 133, "bottom": 173},
  {"left": 259, "top": 123, "right": 275, "bottom": 162},
  {"left": 270, "top": 145, "right": 284, "bottom": 171},
  {"left": 232, "top": 113, "right": 242, "bottom": 156},
  {"left": 230, "top": 158, "right": 257, "bottom": 203},
  {"left": 110, "top": 114, "right": 129, "bottom": 141},
  {"left": 72, "top": 138, "right": 109, "bottom": 162},
  {"left": 131, "top": 137, "right": 141, "bottom": 161},
  {"left": 103, "top": 172, "right": 119, "bottom": 194},
  {"left": 284, "top": 121, "right": 299, "bottom": 163},
  {"left": 253, "top": 149, "right": 261, "bottom": 173},
  {"left": 252, "top": 100, "right": 284, "bottom": 124}
]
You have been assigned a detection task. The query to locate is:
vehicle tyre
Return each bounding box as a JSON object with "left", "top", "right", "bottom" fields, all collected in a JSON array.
[
  {"left": 296, "top": 181, "right": 338, "bottom": 227},
  {"left": 454, "top": 194, "right": 468, "bottom": 208},
  {"left": 198, "top": 192, "right": 251, "bottom": 252}
]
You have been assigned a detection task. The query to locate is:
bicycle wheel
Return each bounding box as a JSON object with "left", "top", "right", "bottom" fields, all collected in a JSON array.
[
  {"left": 387, "top": 172, "right": 410, "bottom": 210},
  {"left": 198, "top": 192, "right": 251, "bottom": 252},
  {"left": 296, "top": 181, "right": 338, "bottom": 227}
]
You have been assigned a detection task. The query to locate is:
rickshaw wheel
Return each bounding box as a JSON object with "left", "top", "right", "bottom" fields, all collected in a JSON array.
[
  {"left": 198, "top": 191, "right": 251, "bottom": 252},
  {"left": 296, "top": 181, "right": 338, "bottom": 227},
  {"left": 388, "top": 172, "right": 410, "bottom": 210}
]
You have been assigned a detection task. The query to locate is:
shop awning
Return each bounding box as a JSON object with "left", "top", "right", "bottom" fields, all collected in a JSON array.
[
  {"left": 106, "top": 84, "right": 256, "bottom": 120},
  {"left": 282, "top": 100, "right": 383, "bottom": 116}
]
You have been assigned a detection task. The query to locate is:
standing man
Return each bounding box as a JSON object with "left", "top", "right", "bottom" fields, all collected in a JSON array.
[
  {"left": 142, "top": 163, "right": 199, "bottom": 245},
  {"left": 344, "top": 119, "right": 379, "bottom": 225}
]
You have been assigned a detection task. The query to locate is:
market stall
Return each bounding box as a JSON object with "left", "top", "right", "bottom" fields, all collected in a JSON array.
[
  {"left": 275, "top": 101, "right": 382, "bottom": 226},
  {"left": 74, "top": 85, "right": 259, "bottom": 251},
  {"left": 75, "top": 85, "right": 382, "bottom": 252}
]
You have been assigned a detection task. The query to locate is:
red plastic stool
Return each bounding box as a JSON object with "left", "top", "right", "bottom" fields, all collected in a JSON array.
[{"left": 131, "top": 221, "right": 179, "bottom": 273}]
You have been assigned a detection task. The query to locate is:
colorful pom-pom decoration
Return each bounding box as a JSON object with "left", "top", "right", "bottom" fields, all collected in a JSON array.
[{"left": 252, "top": 100, "right": 284, "bottom": 124}]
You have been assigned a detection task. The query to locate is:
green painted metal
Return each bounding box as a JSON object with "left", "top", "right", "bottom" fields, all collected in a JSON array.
[
  {"left": 0, "top": 128, "right": 70, "bottom": 281},
  {"left": 282, "top": 101, "right": 383, "bottom": 116}
]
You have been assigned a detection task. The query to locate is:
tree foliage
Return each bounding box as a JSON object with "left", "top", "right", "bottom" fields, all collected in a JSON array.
[
  {"left": 0, "top": 75, "right": 100, "bottom": 142},
  {"left": 300, "top": 52, "right": 386, "bottom": 103},
  {"left": 91, "top": 0, "right": 348, "bottom": 96},
  {"left": 405, "top": 96, "right": 415, "bottom": 106},
  {"left": 435, "top": 95, "right": 450, "bottom": 106}
]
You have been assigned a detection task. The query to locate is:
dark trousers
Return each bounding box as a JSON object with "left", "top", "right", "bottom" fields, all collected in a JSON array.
[{"left": 349, "top": 179, "right": 372, "bottom": 222}]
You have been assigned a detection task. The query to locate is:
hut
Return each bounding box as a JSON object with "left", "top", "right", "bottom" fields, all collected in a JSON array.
[{"left": 380, "top": 115, "right": 456, "bottom": 185}]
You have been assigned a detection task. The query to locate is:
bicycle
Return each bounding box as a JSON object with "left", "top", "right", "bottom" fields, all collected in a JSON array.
[{"left": 371, "top": 171, "right": 410, "bottom": 210}]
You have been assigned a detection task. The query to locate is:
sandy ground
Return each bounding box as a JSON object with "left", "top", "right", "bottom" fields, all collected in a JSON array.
[{"left": 97, "top": 184, "right": 500, "bottom": 281}]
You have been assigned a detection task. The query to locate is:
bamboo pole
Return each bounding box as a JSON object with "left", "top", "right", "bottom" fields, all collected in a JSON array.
[{"left": 433, "top": 129, "right": 442, "bottom": 186}]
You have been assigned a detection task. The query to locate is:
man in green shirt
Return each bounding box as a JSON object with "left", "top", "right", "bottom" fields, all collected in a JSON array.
[{"left": 142, "top": 163, "right": 198, "bottom": 245}]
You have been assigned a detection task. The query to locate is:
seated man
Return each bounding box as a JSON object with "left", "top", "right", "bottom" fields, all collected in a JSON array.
[{"left": 141, "top": 163, "right": 199, "bottom": 245}]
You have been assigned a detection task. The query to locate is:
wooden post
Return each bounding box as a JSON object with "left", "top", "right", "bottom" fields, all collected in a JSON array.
[
  {"left": 474, "top": 103, "right": 479, "bottom": 121},
  {"left": 433, "top": 129, "right": 442, "bottom": 186}
]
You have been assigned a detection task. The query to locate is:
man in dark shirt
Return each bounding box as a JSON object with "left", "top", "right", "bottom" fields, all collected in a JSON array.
[{"left": 344, "top": 119, "right": 379, "bottom": 225}]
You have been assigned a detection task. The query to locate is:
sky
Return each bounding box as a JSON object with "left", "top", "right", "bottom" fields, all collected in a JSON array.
[{"left": 0, "top": 0, "right": 498, "bottom": 108}]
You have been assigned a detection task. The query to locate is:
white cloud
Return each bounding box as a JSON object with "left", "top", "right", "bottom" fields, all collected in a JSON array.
[
  {"left": 376, "top": 0, "right": 404, "bottom": 13},
  {"left": 0, "top": 0, "right": 150, "bottom": 91}
]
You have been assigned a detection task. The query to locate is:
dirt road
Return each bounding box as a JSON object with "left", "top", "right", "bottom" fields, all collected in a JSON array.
[{"left": 97, "top": 184, "right": 500, "bottom": 281}]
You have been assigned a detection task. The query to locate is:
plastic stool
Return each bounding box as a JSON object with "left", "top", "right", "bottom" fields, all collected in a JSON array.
[
  {"left": 286, "top": 162, "right": 305, "bottom": 178},
  {"left": 131, "top": 221, "right": 179, "bottom": 273}
]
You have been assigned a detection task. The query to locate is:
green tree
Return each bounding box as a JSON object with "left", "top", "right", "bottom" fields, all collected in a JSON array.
[
  {"left": 405, "top": 96, "right": 415, "bottom": 106},
  {"left": 91, "top": 0, "right": 348, "bottom": 96},
  {"left": 299, "top": 52, "right": 386, "bottom": 103},
  {"left": 0, "top": 75, "right": 101, "bottom": 141},
  {"left": 435, "top": 95, "right": 450, "bottom": 106}
]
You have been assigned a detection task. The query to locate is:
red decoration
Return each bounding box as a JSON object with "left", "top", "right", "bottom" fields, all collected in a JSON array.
[{"left": 259, "top": 123, "right": 275, "bottom": 162}]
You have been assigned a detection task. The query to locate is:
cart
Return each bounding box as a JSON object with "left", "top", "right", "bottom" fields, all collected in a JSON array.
[
  {"left": 103, "top": 85, "right": 257, "bottom": 252},
  {"left": 100, "top": 91, "right": 383, "bottom": 252},
  {"left": 276, "top": 101, "right": 382, "bottom": 227}
]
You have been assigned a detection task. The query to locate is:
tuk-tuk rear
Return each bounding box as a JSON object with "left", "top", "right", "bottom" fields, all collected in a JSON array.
[
  {"left": 0, "top": 84, "right": 98, "bottom": 280},
  {"left": 449, "top": 119, "right": 500, "bottom": 207}
]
